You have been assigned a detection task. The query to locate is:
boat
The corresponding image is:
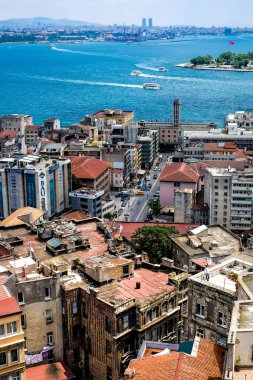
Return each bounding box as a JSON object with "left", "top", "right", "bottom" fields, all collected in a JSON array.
[
  {"left": 143, "top": 83, "right": 161, "bottom": 90},
  {"left": 131, "top": 70, "right": 142, "bottom": 76},
  {"left": 158, "top": 67, "right": 168, "bottom": 72}
]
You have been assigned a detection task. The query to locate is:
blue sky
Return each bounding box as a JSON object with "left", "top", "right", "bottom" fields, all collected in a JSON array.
[{"left": 0, "top": 0, "right": 252, "bottom": 27}]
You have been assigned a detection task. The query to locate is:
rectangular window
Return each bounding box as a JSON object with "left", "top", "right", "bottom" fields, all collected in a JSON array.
[
  {"left": 106, "top": 339, "right": 112, "bottom": 354},
  {"left": 196, "top": 328, "right": 204, "bottom": 338},
  {"left": 47, "top": 332, "right": 53, "bottom": 346},
  {"left": 174, "top": 182, "right": 180, "bottom": 187},
  {"left": 123, "top": 315, "right": 129, "bottom": 330},
  {"left": 123, "top": 265, "right": 129, "bottom": 275},
  {"left": 196, "top": 303, "right": 205, "bottom": 318},
  {"left": 105, "top": 316, "right": 111, "bottom": 333},
  {"left": 0, "top": 325, "right": 4, "bottom": 336},
  {"left": 24, "top": 337, "right": 27, "bottom": 350},
  {"left": 72, "top": 301, "right": 78, "bottom": 315},
  {"left": 7, "top": 321, "right": 17, "bottom": 335},
  {"left": 21, "top": 314, "right": 26, "bottom": 328},
  {"left": 11, "top": 349, "right": 18, "bottom": 362},
  {"left": 83, "top": 302, "right": 88, "bottom": 318},
  {"left": 44, "top": 288, "right": 51, "bottom": 300},
  {"left": 217, "top": 336, "right": 227, "bottom": 347},
  {"left": 0, "top": 352, "right": 6, "bottom": 366},
  {"left": 46, "top": 309, "right": 53, "bottom": 323},
  {"left": 218, "top": 312, "right": 227, "bottom": 328},
  {"left": 123, "top": 344, "right": 131, "bottom": 355},
  {"left": 17, "top": 292, "right": 24, "bottom": 304}
]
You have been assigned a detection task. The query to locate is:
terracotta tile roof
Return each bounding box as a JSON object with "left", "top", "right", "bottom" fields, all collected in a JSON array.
[
  {"left": 235, "top": 149, "right": 246, "bottom": 159},
  {"left": 63, "top": 210, "right": 89, "bottom": 221},
  {"left": 26, "top": 125, "right": 42, "bottom": 131},
  {"left": 127, "top": 339, "right": 226, "bottom": 380},
  {"left": 0, "top": 129, "right": 18, "bottom": 141},
  {"left": 109, "top": 222, "right": 197, "bottom": 240},
  {"left": 98, "top": 267, "right": 174, "bottom": 302},
  {"left": 159, "top": 163, "right": 200, "bottom": 183},
  {"left": 26, "top": 362, "right": 75, "bottom": 380},
  {"left": 204, "top": 142, "right": 237, "bottom": 152},
  {"left": 70, "top": 156, "right": 110, "bottom": 179},
  {"left": 0, "top": 273, "right": 21, "bottom": 316}
]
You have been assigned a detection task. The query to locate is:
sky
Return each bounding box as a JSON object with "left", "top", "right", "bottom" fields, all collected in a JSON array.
[{"left": 0, "top": 0, "right": 253, "bottom": 27}]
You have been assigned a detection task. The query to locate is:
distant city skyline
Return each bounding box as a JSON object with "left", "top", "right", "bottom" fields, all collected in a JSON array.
[{"left": 0, "top": 0, "right": 253, "bottom": 27}]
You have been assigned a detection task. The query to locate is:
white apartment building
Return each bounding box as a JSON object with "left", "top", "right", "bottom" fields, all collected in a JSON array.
[
  {"left": 205, "top": 167, "right": 253, "bottom": 231},
  {"left": 226, "top": 110, "right": 253, "bottom": 130}
]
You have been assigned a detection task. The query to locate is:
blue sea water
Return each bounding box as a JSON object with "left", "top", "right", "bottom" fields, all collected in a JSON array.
[{"left": 0, "top": 35, "right": 252, "bottom": 126}]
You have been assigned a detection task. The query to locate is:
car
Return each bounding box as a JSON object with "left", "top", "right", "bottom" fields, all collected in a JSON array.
[
  {"left": 153, "top": 167, "right": 157, "bottom": 171},
  {"left": 146, "top": 175, "right": 151, "bottom": 181},
  {"left": 147, "top": 184, "right": 152, "bottom": 190},
  {"left": 121, "top": 201, "right": 127, "bottom": 207},
  {"left": 118, "top": 208, "right": 124, "bottom": 215},
  {"left": 135, "top": 190, "right": 145, "bottom": 195},
  {"left": 115, "top": 193, "right": 122, "bottom": 198},
  {"left": 157, "top": 167, "right": 161, "bottom": 171},
  {"left": 153, "top": 174, "right": 158, "bottom": 179}
]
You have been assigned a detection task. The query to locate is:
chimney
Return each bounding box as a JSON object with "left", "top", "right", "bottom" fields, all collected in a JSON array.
[
  {"left": 173, "top": 99, "right": 181, "bottom": 127},
  {"left": 124, "top": 367, "right": 135, "bottom": 379},
  {"left": 136, "top": 281, "right": 141, "bottom": 289}
]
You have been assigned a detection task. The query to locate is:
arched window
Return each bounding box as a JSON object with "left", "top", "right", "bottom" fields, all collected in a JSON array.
[
  {"left": 196, "top": 328, "right": 204, "bottom": 338},
  {"left": 146, "top": 310, "right": 152, "bottom": 324},
  {"left": 152, "top": 306, "right": 159, "bottom": 320},
  {"left": 162, "top": 302, "right": 168, "bottom": 314}
]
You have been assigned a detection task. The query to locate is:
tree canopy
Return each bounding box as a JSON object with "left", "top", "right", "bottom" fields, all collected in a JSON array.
[
  {"left": 190, "top": 50, "right": 253, "bottom": 69},
  {"left": 147, "top": 198, "right": 161, "bottom": 216},
  {"left": 131, "top": 225, "right": 178, "bottom": 264}
]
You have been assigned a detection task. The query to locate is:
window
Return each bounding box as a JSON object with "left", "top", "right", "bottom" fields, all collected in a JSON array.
[
  {"left": 83, "top": 302, "right": 88, "bottom": 318},
  {"left": 123, "top": 344, "right": 131, "bottom": 355},
  {"left": 0, "top": 352, "right": 6, "bottom": 366},
  {"left": 72, "top": 301, "right": 78, "bottom": 315},
  {"left": 7, "top": 321, "right": 17, "bottom": 335},
  {"left": 46, "top": 309, "right": 53, "bottom": 323},
  {"left": 196, "top": 328, "right": 204, "bottom": 338},
  {"left": 72, "top": 325, "right": 79, "bottom": 340},
  {"left": 106, "top": 339, "right": 112, "bottom": 354},
  {"left": 217, "top": 336, "right": 226, "bottom": 347},
  {"left": 107, "top": 366, "right": 112, "bottom": 380},
  {"left": 218, "top": 311, "right": 227, "bottom": 328},
  {"left": 123, "top": 315, "right": 129, "bottom": 330},
  {"left": 0, "top": 376, "right": 8, "bottom": 380},
  {"left": 123, "top": 265, "right": 129, "bottom": 275},
  {"left": 11, "top": 349, "right": 18, "bottom": 362},
  {"left": 162, "top": 302, "right": 168, "bottom": 314},
  {"left": 152, "top": 306, "right": 159, "bottom": 320},
  {"left": 17, "top": 292, "right": 24, "bottom": 304},
  {"left": 174, "top": 182, "right": 180, "bottom": 187},
  {"left": 105, "top": 316, "right": 111, "bottom": 333},
  {"left": 146, "top": 310, "right": 152, "bottom": 323},
  {"left": 24, "top": 337, "right": 27, "bottom": 350},
  {"left": 215, "top": 192, "right": 218, "bottom": 196},
  {"left": 0, "top": 325, "right": 4, "bottom": 336},
  {"left": 196, "top": 303, "right": 205, "bottom": 318},
  {"left": 44, "top": 287, "right": 51, "bottom": 300},
  {"left": 215, "top": 179, "right": 219, "bottom": 183},
  {"left": 21, "top": 314, "right": 26, "bottom": 328},
  {"left": 47, "top": 332, "right": 53, "bottom": 346}
]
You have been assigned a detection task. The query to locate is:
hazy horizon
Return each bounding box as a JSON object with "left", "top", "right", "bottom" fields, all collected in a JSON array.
[{"left": 0, "top": 0, "right": 253, "bottom": 27}]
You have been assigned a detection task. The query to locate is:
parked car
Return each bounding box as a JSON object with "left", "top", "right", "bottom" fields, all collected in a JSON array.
[
  {"left": 115, "top": 193, "right": 122, "bottom": 198},
  {"left": 121, "top": 201, "right": 127, "bottom": 207},
  {"left": 153, "top": 174, "right": 158, "bottom": 179},
  {"left": 118, "top": 208, "right": 124, "bottom": 215},
  {"left": 135, "top": 190, "right": 145, "bottom": 195}
]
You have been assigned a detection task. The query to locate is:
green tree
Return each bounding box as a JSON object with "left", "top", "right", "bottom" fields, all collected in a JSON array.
[
  {"left": 131, "top": 225, "right": 178, "bottom": 264},
  {"left": 190, "top": 55, "right": 212, "bottom": 65},
  {"left": 216, "top": 51, "right": 235, "bottom": 65},
  {"left": 103, "top": 212, "right": 117, "bottom": 220},
  {"left": 148, "top": 198, "right": 161, "bottom": 216}
]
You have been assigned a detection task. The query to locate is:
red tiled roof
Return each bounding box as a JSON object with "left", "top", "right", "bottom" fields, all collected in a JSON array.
[
  {"left": 159, "top": 163, "right": 200, "bottom": 183},
  {"left": 26, "top": 125, "right": 41, "bottom": 131},
  {"left": 204, "top": 142, "right": 237, "bottom": 152},
  {"left": 99, "top": 267, "right": 174, "bottom": 302},
  {"left": 0, "top": 129, "right": 18, "bottom": 141},
  {"left": 0, "top": 296, "right": 21, "bottom": 316},
  {"left": 45, "top": 118, "right": 58, "bottom": 122},
  {"left": 110, "top": 168, "right": 122, "bottom": 174},
  {"left": 127, "top": 339, "right": 226, "bottom": 380},
  {"left": 26, "top": 362, "right": 75, "bottom": 380},
  {"left": 109, "top": 222, "right": 197, "bottom": 241},
  {"left": 70, "top": 156, "right": 110, "bottom": 179},
  {"left": 63, "top": 210, "right": 89, "bottom": 221},
  {"left": 235, "top": 149, "right": 246, "bottom": 159}
]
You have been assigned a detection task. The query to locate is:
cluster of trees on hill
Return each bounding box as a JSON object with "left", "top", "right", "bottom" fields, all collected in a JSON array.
[{"left": 190, "top": 51, "right": 253, "bottom": 68}]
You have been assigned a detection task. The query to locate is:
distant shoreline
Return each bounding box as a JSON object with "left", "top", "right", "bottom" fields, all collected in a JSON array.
[{"left": 175, "top": 63, "right": 253, "bottom": 72}]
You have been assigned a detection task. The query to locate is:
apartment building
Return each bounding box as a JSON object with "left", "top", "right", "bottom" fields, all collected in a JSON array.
[
  {"left": 226, "top": 110, "right": 253, "bottom": 130},
  {"left": 120, "top": 144, "right": 142, "bottom": 177},
  {"left": 69, "top": 187, "right": 104, "bottom": 217},
  {"left": 25, "top": 125, "right": 43, "bottom": 144},
  {"left": 0, "top": 155, "right": 71, "bottom": 219},
  {"left": 0, "top": 114, "right": 32, "bottom": 133},
  {"left": 204, "top": 167, "right": 253, "bottom": 231},
  {"left": 93, "top": 109, "right": 134, "bottom": 131},
  {"left": 0, "top": 266, "right": 25, "bottom": 380},
  {"left": 102, "top": 147, "right": 131, "bottom": 187},
  {"left": 70, "top": 156, "right": 110, "bottom": 196},
  {"left": 137, "top": 129, "right": 159, "bottom": 169}
]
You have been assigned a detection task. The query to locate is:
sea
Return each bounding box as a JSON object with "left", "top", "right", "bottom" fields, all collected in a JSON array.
[{"left": 0, "top": 35, "right": 253, "bottom": 127}]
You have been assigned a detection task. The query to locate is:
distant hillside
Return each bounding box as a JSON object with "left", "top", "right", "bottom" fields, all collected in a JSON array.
[{"left": 0, "top": 17, "right": 101, "bottom": 27}]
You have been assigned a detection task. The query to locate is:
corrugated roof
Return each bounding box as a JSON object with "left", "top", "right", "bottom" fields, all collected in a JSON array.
[{"left": 0, "top": 207, "right": 44, "bottom": 228}]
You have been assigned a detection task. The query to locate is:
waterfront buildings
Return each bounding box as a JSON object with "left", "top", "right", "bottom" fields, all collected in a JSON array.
[
  {"left": 225, "top": 110, "right": 253, "bottom": 130},
  {"left": 0, "top": 155, "right": 71, "bottom": 219},
  {"left": 0, "top": 114, "right": 32, "bottom": 133}
]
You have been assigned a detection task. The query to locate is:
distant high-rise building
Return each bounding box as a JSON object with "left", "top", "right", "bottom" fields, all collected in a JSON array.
[
  {"left": 142, "top": 18, "right": 147, "bottom": 29},
  {"left": 148, "top": 18, "right": 153, "bottom": 29}
]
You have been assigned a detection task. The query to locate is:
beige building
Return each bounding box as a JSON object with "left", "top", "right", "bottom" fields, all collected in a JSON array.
[
  {"left": 0, "top": 265, "right": 25, "bottom": 380},
  {"left": 0, "top": 114, "right": 32, "bottom": 133}
]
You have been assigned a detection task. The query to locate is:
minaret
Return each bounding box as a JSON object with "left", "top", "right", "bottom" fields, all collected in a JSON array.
[{"left": 173, "top": 99, "right": 181, "bottom": 127}]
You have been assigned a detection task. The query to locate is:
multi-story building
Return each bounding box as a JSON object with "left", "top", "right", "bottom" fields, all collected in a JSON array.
[
  {"left": 70, "top": 156, "right": 110, "bottom": 196},
  {"left": 44, "top": 118, "right": 60, "bottom": 136},
  {"left": 61, "top": 255, "right": 182, "bottom": 380},
  {"left": 6, "top": 256, "right": 64, "bottom": 365},
  {"left": 25, "top": 125, "right": 43, "bottom": 144},
  {"left": 119, "top": 143, "right": 142, "bottom": 178},
  {"left": 0, "top": 114, "right": 32, "bottom": 133},
  {"left": 110, "top": 168, "right": 124, "bottom": 190},
  {"left": 0, "top": 155, "right": 71, "bottom": 218},
  {"left": 69, "top": 187, "right": 104, "bottom": 217},
  {"left": 137, "top": 129, "right": 158, "bottom": 169},
  {"left": 148, "top": 18, "right": 153, "bottom": 29},
  {"left": 142, "top": 18, "right": 147, "bottom": 29},
  {"left": 102, "top": 147, "right": 131, "bottom": 188},
  {"left": 0, "top": 266, "right": 25, "bottom": 380},
  {"left": 226, "top": 110, "right": 253, "bottom": 130},
  {"left": 63, "top": 140, "right": 102, "bottom": 159},
  {"left": 204, "top": 167, "right": 253, "bottom": 231},
  {"left": 93, "top": 109, "right": 134, "bottom": 132}
]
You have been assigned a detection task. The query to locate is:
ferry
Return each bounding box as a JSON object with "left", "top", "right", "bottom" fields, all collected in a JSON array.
[
  {"left": 158, "top": 67, "right": 168, "bottom": 72},
  {"left": 131, "top": 70, "right": 142, "bottom": 76},
  {"left": 143, "top": 83, "right": 161, "bottom": 90}
]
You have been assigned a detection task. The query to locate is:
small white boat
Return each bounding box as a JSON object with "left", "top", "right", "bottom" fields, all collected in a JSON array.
[
  {"left": 143, "top": 83, "right": 161, "bottom": 90},
  {"left": 131, "top": 70, "right": 142, "bottom": 76},
  {"left": 158, "top": 67, "right": 168, "bottom": 72}
]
